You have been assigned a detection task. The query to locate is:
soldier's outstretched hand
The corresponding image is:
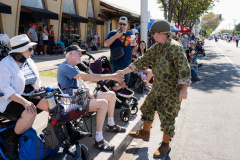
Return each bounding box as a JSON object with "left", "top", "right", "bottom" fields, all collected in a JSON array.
[
  {"left": 109, "top": 73, "right": 124, "bottom": 83},
  {"left": 116, "top": 70, "right": 125, "bottom": 75}
]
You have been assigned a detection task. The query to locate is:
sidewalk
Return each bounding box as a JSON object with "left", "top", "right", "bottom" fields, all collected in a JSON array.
[{"left": 31, "top": 48, "right": 148, "bottom": 160}]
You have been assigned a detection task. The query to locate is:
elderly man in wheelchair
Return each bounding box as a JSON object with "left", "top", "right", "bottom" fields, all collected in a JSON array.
[
  {"left": 0, "top": 35, "right": 88, "bottom": 160},
  {"left": 57, "top": 45, "right": 126, "bottom": 151}
]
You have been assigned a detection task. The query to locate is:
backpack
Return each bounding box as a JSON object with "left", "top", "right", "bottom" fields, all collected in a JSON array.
[{"left": 19, "top": 127, "right": 59, "bottom": 160}]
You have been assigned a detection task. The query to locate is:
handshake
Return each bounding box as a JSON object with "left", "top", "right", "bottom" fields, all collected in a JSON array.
[{"left": 108, "top": 71, "right": 125, "bottom": 83}]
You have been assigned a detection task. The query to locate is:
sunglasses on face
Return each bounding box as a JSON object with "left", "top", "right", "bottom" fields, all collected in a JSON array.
[
  {"left": 119, "top": 23, "right": 126, "bottom": 26},
  {"left": 28, "top": 48, "right": 33, "bottom": 52}
]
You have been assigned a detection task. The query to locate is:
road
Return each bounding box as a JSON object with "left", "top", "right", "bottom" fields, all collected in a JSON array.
[{"left": 119, "top": 39, "right": 240, "bottom": 160}]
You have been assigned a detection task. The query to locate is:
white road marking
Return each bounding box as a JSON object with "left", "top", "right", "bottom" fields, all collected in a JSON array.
[{"left": 215, "top": 43, "right": 240, "bottom": 74}]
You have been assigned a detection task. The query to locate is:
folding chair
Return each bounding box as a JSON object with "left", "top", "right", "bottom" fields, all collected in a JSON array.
[{"left": 58, "top": 84, "right": 95, "bottom": 137}]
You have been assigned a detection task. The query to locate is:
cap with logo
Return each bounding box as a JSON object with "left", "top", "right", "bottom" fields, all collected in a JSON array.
[
  {"left": 119, "top": 16, "right": 128, "bottom": 24},
  {"left": 66, "top": 45, "right": 86, "bottom": 54}
]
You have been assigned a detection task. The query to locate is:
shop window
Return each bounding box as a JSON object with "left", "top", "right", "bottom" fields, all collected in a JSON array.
[
  {"left": 88, "top": 0, "right": 94, "bottom": 18},
  {"left": 87, "top": 21, "right": 95, "bottom": 43},
  {"left": 61, "top": 18, "right": 78, "bottom": 46},
  {"left": 21, "top": 0, "right": 44, "bottom": 9},
  {"left": 18, "top": 12, "right": 47, "bottom": 43},
  {"left": 63, "top": 0, "right": 76, "bottom": 15}
]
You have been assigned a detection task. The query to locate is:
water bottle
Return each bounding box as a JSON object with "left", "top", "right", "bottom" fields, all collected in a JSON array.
[{"left": 44, "top": 92, "right": 56, "bottom": 109}]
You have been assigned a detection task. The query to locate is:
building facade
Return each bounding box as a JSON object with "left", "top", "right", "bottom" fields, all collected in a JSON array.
[{"left": 0, "top": 0, "right": 139, "bottom": 47}]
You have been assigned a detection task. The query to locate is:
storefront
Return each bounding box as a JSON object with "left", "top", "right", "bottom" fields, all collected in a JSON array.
[
  {"left": 86, "top": 0, "right": 104, "bottom": 43},
  {"left": 0, "top": 2, "right": 12, "bottom": 34},
  {"left": 0, "top": 0, "right": 140, "bottom": 48},
  {"left": 19, "top": 0, "right": 58, "bottom": 46},
  {"left": 61, "top": 0, "right": 88, "bottom": 47}
]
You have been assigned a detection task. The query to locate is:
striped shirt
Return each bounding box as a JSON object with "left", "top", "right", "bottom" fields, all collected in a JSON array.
[{"left": 20, "top": 62, "right": 37, "bottom": 96}]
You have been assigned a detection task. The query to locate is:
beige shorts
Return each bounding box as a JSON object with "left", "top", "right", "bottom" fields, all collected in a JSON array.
[{"left": 85, "top": 93, "right": 98, "bottom": 114}]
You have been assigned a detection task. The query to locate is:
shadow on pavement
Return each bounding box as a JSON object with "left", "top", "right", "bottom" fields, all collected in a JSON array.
[{"left": 191, "top": 44, "right": 240, "bottom": 93}]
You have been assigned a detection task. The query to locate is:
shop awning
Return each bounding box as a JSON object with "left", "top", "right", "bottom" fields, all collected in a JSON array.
[
  {"left": 21, "top": 6, "right": 58, "bottom": 20},
  {"left": 0, "top": 2, "right": 11, "bottom": 14},
  {"left": 176, "top": 25, "right": 193, "bottom": 33},
  {"left": 88, "top": 17, "right": 104, "bottom": 25},
  {"left": 62, "top": 13, "right": 88, "bottom": 23}
]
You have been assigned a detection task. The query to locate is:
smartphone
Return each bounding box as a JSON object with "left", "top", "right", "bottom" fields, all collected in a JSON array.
[{"left": 118, "top": 26, "right": 122, "bottom": 33}]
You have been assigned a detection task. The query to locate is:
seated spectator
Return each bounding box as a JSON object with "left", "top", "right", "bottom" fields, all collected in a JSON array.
[
  {"left": 90, "top": 38, "right": 97, "bottom": 51},
  {"left": 57, "top": 45, "right": 126, "bottom": 151},
  {"left": 57, "top": 43, "right": 65, "bottom": 54},
  {"left": 133, "top": 41, "right": 153, "bottom": 90},
  {"left": 188, "top": 56, "right": 200, "bottom": 81},
  {"left": 81, "top": 41, "right": 89, "bottom": 51}
]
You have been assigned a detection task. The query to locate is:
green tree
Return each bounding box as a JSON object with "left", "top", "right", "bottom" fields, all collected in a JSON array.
[
  {"left": 202, "top": 12, "right": 221, "bottom": 34},
  {"left": 206, "top": 28, "right": 213, "bottom": 35},
  {"left": 157, "top": 0, "right": 217, "bottom": 28},
  {"left": 157, "top": 0, "right": 179, "bottom": 22},
  {"left": 173, "top": 0, "right": 216, "bottom": 28},
  {"left": 235, "top": 23, "right": 240, "bottom": 31}
]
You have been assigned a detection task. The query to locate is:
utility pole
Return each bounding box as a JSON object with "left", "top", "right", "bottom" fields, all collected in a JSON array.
[
  {"left": 233, "top": 19, "right": 237, "bottom": 30},
  {"left": 141, "top": 0, "right": 148, "bottom": 46}
]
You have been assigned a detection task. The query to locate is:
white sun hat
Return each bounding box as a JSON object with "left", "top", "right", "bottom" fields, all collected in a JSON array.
[{"left": 8, "top": 34, "right": 37, "bottom": 54}]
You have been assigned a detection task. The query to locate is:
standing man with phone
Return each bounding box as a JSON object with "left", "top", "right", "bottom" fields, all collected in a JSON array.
[{"left": 104, "top": 16, "right": 138, "bottom": 84}]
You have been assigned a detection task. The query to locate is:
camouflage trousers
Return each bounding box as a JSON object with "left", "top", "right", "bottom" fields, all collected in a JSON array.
[{"left": 140, "top": 90, "right": 181, "bottom": 137}]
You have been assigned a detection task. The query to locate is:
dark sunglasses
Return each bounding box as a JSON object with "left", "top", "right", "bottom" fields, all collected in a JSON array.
[
  {"left": 28, "top": 48, "right": 33, "bottom": 52},
  {"left": 119, "top": 23, "right": 126, "bottom": 26}
]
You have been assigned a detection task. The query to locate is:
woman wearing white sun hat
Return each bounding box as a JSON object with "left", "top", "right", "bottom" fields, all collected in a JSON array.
[{"left": 0, "top": 34, "right": 49, "bottom": 159}]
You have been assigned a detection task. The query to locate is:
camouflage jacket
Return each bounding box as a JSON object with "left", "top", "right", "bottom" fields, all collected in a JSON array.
[{"left": 130, "top": 38, "right": 191, "bottom": 94}]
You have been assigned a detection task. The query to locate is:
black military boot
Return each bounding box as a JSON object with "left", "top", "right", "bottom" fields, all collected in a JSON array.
[{"left": 65, "top": 122, "right": 90, "bottom": 142}]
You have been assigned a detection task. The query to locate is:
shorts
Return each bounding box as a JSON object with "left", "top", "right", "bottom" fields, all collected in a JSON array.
[
  {"left": 85, "top": 93, "right": 98, "bottom": 114},
  {"left": 43, "top": 40, "right": 48, "bottom": 45},
  {"left": 3, "top": 96, "right": 42, "bottom": 117}
]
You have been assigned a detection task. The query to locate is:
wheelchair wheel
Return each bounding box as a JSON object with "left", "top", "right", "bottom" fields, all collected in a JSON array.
[
  {"left": 120, "top": 109, "right": 130, "bottom": 122},
  {"left": 130, "top": 105, "right": 138, "bottom": 115}
]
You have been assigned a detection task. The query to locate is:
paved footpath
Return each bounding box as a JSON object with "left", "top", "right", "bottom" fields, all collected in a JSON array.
[{"left": 31, "top": 48, "right": 148, "bottom": 160}]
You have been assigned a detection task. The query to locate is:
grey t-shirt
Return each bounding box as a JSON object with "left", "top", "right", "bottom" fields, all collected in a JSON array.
[
  {"left": 182, "top": 38, "right": 187, "bottom": 48},
  {"left": 57, "top": 61, "right": 81, "bottom": 96},
  {"left": 28, "top": 28, "right": 38, "bottom": 42},
  {"left": 235, "top": 35, "right": 239, "bottom": 40}
]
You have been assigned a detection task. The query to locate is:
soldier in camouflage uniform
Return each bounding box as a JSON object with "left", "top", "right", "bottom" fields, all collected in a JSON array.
[{"left": 117, "top": 19, "right": 191, "bottom": 158}]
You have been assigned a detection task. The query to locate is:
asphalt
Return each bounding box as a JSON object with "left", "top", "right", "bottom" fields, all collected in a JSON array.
[
  {"left": 31, "top": 48, "right": 149, "bottom": 160},
  {"left": 119, "top": 39, "right": 240, "bottom": 160}
]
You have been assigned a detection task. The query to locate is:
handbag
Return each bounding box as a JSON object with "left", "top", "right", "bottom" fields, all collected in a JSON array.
[
  {"left": 43, "top": 119, "right": 65, "bottom": 150},
  {"left": 111, "top": 34, "right": 127, "bottom": 60}
]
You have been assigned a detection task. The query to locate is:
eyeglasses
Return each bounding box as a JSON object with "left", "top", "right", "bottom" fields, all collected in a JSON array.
[
  {"left": 28, "top": 48, "right": 33, "bottom": 52},
  {"left": 119, "top": 23, "right": 126, "bottom": 26}
]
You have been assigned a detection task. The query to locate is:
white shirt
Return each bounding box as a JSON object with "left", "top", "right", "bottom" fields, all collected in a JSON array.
[
  {"left": 42, "top": 29, "right": 48, "bottom": 40},
  {"left": 0, "top": 56, "right": 41, "bottom": 112}
]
